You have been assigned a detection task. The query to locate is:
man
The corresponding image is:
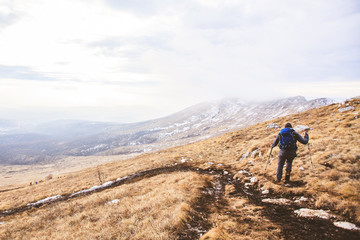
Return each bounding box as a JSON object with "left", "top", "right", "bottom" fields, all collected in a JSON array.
[{"left": 272, "top": 123, "right": 309, "bottom": 183}]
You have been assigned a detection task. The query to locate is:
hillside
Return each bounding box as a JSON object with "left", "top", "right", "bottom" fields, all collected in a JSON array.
[
  {"left": 0, "top": 96, "right": 333, "bottom": 165},
  {"left": 0, "top": 97, "right": 359, "bottom": 239}
]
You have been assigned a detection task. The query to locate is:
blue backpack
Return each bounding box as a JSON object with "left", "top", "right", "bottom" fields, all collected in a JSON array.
[{"left": 279, "top": 128, "right": 296, "bottom": 150}]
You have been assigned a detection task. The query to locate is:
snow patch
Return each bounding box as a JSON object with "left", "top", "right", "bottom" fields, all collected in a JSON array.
[
  {"left": 262, "top": 198, "right": 292, "bottom": 205},
  {"left": 266, "top": 123, "right": 280, "bottom": 129},
  {"left": 294, "top": 125, "right": 311, "bottom": 132},
  {"left": 106, "top": 199, "right": 121, "bottom": 205},
  {"left": 334, "top": 221, "right": 360, "bottom": 231},
  {"left": 244, "top": 183, "right": 251, "bottom": 188},
  {"left": 28, "top": 195, "right": 62, "bottom": 206},
  {"left": 251, "top": 149, "right": 260, "bottom": 158},
  {"left": 0, "top": 221, "right": 5, "bottom": 225},
  {"left": 295, "top": 196, "right": 308, "bottom": 203},
  {"left": 239, "top": 152, "right": 249, "bottom": 160},
  {"left": 338, "top": 106, "right": 355, "bottom": 112},
  {"left": 294, "top": 208, "right": 333, "bottom": 219},
  {"left": 261, "top": 190, "right": 269, "bottom": 195},
  {"left": 116, "top": 176, "right": 130, "bottom": 182},
  {"left": 181, "top": 157, "right": 187, "bottom": 163},
  {"left": 71, "top": 180, "right": 115, "bottom": 197},
  {"left": 250, "top": 177, "right": 258, "bottom": 183},
  {"left": 233, "top": 170, "right": 250, "bottom": 180}
]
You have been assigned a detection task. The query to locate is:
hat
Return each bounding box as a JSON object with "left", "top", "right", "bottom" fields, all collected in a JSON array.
[{"left": 285, "top": 123, "right": 292, "bottom": 128}]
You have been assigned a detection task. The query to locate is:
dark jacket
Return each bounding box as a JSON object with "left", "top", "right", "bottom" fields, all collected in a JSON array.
[{"left": 272, "top": 128, "right": 309, "bottom": 150}]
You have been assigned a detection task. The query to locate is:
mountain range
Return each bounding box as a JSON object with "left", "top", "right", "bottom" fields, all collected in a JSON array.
[{"left": 0, "top": 96, "right": 334, "bottom": 165}]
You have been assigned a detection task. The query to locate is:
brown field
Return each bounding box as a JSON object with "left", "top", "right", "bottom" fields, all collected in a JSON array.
[{"left": 0, "top": 97, "right": 359, "bottom": 239}]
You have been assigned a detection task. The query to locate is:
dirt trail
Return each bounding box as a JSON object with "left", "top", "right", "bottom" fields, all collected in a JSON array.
[
  {"left": 1, "top": 164, "right": 359, "bottom": 240},
  {"left": 233, "top": 183, "right": 360, "bottom": 240}
]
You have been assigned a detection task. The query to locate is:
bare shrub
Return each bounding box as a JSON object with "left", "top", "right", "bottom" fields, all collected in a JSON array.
[
  {"left": 96, "top": 168, "right": 105, "bottom": 185},
  {"left": 45, "top": 174, "right": 53, "bottom": 181}
]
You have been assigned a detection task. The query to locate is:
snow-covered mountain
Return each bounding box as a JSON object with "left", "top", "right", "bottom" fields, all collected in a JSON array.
[
  {"left": 106, "top": 96, "right": 333, "bottom": 146},
  {"left": 0, "top": 96, "right": 335, "bottom": 164}
]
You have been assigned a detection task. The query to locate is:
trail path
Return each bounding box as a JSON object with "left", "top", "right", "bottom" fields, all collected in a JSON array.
[{"left": 1, "top": 164, "right": 359, "bottom": 239}]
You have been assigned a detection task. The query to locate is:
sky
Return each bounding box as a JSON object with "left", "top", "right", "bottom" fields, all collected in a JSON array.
[{"left": 0, "top": 0, "right": 359, "bottom": 123}]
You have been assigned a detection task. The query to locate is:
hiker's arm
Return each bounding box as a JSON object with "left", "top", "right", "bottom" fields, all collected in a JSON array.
[
  {"left": 295, "top": 132, "right": 309, "bottom": 144},
  {"left": 272, "top": 134, "right": 280, "bottom": 148}
]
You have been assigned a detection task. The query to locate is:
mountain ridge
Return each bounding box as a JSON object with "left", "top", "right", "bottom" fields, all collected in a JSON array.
[{"left": 0, "top": 96, "right": 335, "bottom": 165}]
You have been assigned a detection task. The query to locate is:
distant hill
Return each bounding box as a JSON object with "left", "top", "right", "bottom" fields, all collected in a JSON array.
[{"left": 0, "top": 96, "right": 334, "bottom": 165}]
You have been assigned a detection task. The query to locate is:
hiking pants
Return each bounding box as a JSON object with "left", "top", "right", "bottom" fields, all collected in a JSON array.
[{"left": 277, "top": 150, "right": 297, "bottom": 180}]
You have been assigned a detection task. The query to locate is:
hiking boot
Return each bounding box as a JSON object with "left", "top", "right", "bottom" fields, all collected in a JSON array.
[
  {"left": 285, "top": 172, "right": 291, "bottom": 182},
  {"left": 275, "top": 178, "right": 281, "bottom": 184}
]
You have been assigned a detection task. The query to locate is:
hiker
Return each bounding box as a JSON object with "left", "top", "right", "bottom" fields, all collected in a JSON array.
[{"left": 272, "top": 123, "right": 309, "bottom": 183}]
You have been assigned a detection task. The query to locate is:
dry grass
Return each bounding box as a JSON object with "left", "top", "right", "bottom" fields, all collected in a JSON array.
[
  {"left": 0, "top": 154, "right": 177, "bottom": 210},
  {"left": 1, "top": 172, "right": 205, "bottom": 239}
]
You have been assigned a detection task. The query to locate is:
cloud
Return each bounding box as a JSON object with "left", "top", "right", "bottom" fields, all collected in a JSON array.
[
  {"left": 283, "top": 80, "right": 360, "bottom": 100},
  {"left": 0, "top": 12, "right": 18, "bottom": 28},
  {"left": 0, "top": 65, "right": 56, "bottom": 81},
  {"left": 0, "top": 0, "right": 20, "bottom": 29},
  {"left": 104, "top": 0, "right": 181, "bottom": 16},
  {"left": 139, "top": 0, "right": 360, "bottom": 100},
  {"left": 0, "top": 0, "right": 359, "bottom": 122},
  {"left": 104, "top": 0, "right": 159, "bottom": 15},
  {"left": 89, "top": 33, "right": 172, "bottom": 59}
]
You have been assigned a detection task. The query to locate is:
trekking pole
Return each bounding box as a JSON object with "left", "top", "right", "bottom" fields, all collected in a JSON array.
[
  {"left": 264, "top": 147, "right": 273, "bottom": 171},
  {"left": 308, "top": 143, "right": 315, "bottom": 174}
]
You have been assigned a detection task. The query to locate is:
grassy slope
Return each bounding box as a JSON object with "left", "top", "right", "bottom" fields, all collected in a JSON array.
[{"left": 0, "top": 97, "right": 359, "bottom": 239}]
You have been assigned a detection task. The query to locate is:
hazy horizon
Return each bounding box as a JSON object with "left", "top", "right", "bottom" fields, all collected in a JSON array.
[
  {"left": 1, "top": 0, "right": 359, "bottom": 124},
  {"left": 0, "top": 95, "right": 349, "bottom": 125}
]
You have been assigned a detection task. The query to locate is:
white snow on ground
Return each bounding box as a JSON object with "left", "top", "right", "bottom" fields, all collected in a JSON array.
[
  {"left": 261, "top": 190, "right": 269, "bottom": 195},
  {"left": 0, "top": 221, "right": 5, "bottom": 225},
  {"left": 338, "top": 106, "right": 355, "bottom": 112},
  {"left": 244, "top": 183, "right": 252, "bottom": 188},
  {"left": 233, "top": 170, "right": 252, "bottom": 180},
  {"left": 250, "top": 177, "right": 258, "bottom": 183},
  {"left": 28, "top": 195, "right": 62, "bottom": 206},
  {"left": 70, "top": 180, "right": 114, "bottom": 197},
  {"left": 334, "top": 222, "right": 360, "bottom": 231},
  {"left": 116, "top": 176, "right": 130, "bottom": 182},
  {"left": 70, "top": 176, "right": 132, "bottom": 197},
  {"left": 239, "top": 152, "right": 249, "bottom": 160},
  {"left": 250, "top": 149, "right": 261, "bottom": 158},
  {"left": 294, "top": 208, "right": 334, "bottom": 219},
  {"left": 294, "top": 125, "right": 311, "bottom": 132},
  {"left": 294, "top": 197, "right": 308, "bottom": 203},
  {"left": 106, "top": 199, "right": 120, "bottom": 205},
  {"left": 262, "top": 198, "right": 292, "bottom": 205},
  {"left": 266, "top": 123, "right": 280, "bottom": 129}
]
